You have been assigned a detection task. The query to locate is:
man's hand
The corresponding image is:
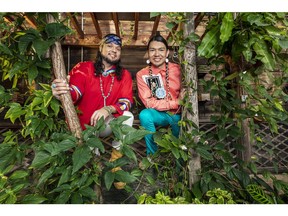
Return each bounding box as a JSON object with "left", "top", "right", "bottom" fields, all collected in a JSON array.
[
  {"left": 90, "top": 108, "right": 110, "bottom": 126},
  {"left": 51, "top": 77, "right": 70, "bottom": 99}
]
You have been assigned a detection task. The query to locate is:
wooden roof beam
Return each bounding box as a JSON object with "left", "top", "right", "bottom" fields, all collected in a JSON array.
[
  {"left": 22, "top": 13, "right": 37, "bottom": 29},
  {"left": 3, "top": 15, "right": 25, "bottom": 30},
  {"left": 194, "top": 12, "right": 205, "bottom": 29},
  {"left": 66, "top": 13, "right": 84, "bottom": 39},
  {"left": 133, "top": 12, "right": 139, "bottom": 40},
  {"left": 111, "top": 12, "right": 120, "bottom": 36},
  {"left": 150, "top": 15, "right": 161, "bottom": 38},
  {"left": 89, "top": 12, "right": 102, "bottom": 39}
]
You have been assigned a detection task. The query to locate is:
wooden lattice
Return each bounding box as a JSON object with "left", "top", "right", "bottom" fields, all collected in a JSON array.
[{"left": 253, "top": 122, "right": 288, "bottom": 172}]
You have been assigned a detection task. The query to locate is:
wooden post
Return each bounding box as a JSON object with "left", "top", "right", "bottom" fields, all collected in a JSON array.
[
  {"left": 182, "top": 12, "right": 201, "bottom": 188},
  {"left": 47, "top": 14, "right": 82, "bottom": 139},
  {"left": 47, "top": 14, "right": 103, "bottom": 203},
  {"left": 237, "top": 85, "right": 252, "bottom": 162}
]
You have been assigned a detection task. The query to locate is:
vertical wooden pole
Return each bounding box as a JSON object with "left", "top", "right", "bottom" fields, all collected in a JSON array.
[
  {"left": 47, "top": 14, "right": 103, "bottom": 203},
  {"left": 47, "top": 14, "right": 82, "bottom": 139},
  {"left": 182, "top": 12, "right": 201, "bottom": 188},
  {"left": 237, "top": 85, "right": 252, "bottom": 162}
]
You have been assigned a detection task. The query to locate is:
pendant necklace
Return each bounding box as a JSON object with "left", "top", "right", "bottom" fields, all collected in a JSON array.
[
  {"left": 100, "top": 74, "right": 115, "bottom": 106},
  {"left": 149, "top": 62, "right": 171, "bottom": 100}
]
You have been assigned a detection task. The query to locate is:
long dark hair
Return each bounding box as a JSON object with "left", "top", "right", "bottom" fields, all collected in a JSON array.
[
  {"left": 94, "top": 34, "right": 123, "bottom": 80},
  {"left": 147, "top": 32, "right": 169, "bottom": 50}
]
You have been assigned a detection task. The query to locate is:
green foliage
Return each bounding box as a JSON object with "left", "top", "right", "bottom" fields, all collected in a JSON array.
[
  {"left": 246, "top": 184, "right": 275, "bottom": 204},
  {"left": 4, "top": 83, "right": 66, "bottom": 139},
  {"left": 138, "top": 188, "right": 236, "bottom": 204},
  {"left": 138, "top": 191, "right": 188, "bottom": 204},
  {"left": 205, "top": 188, "right": 236, "bottom": 204},
  {"left": 161, "top": 12, "right": 288, "bottom": 204},
  {"left": 0, "top": 13, "right": 150, "bottom": 203},
  {"left": 1, "top": 12, "right": 288, "bottom": 204}
]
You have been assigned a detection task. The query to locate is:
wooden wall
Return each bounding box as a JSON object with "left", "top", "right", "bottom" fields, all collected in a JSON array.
[{"left": 62, "top": 46, "right": 148, "bottom": 79}]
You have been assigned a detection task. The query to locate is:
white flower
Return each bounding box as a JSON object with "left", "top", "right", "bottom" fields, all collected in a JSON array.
[{"left": 180, "top": 145, "right": 187, "bottom": 150}]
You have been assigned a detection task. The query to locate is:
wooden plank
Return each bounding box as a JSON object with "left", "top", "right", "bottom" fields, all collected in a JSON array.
[
  {"left": 133, "top": 13, "right": 139, "bottom": 40},
  {"left": 151, "top": 15, "right": 161, "bottom": 38},
  {"left": 63, "top": 34, "right": 153, "bottom": 47},
  {"left": 194, "top": 12, "right": 205, "bottom": 29},
  {"left": 111, "top": 12, "right": 120, "bottom": 36},
  {"left": 3, "top": 15, "right": 25, "bottom": 31},
  {"left": 66, "top": 13, "right": 84, "bottom": 39},
  {"left": 22, "top": 13, "right": 37, "bottom": 29},
  {"left": 89, "top": 12, "right": 102, "bottom": 39}
]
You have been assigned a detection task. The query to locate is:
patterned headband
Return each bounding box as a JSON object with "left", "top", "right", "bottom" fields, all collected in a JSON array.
[{"left": 104, "top": 34, "right": 122, "bottom": 46}]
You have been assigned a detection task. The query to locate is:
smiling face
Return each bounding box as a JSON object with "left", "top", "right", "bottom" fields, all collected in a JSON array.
[
  {"left": 148, "top": 41, "right": 169, "bottom": 69},
  {"left": 100, "top": 42, "right": 121, "bottom": 66}
]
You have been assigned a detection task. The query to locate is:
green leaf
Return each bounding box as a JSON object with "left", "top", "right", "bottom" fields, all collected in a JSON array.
[
  {"left": 27, "top": 65, "right": 38, "bottom": 85},
  {"left": 86, "top": 137, "right": 105, "bottom": 153},
  {"left": 104, "top": 171, "right": 115, "bottom": 190},
  {"left": 5, "top": 194, "right": 17, "bottom": 204},
  {"left": 49, "top": 184, "right": 71, "bottom": 193},
  {"left": 146, "top": 174, "right": 155, "bottom": 185},
  {"left": 0, "top": 43, "right": 13, "bottom": 55},
  {"left": 246, "top": 184, "right": 274, "bottom": 204},
  {"left": 122, "top": 145, "right": 137, "bottom": 162},
  {"left": 224, "top": 72, "right": 238, "bottom": 81},
  {"left": 123, "top": 129, "right": 152, "bottom": 145},
  {"left": 18, "top": 33, "right": 36, "bottom": 54},
  {"left": 30, "top": 96, "right": 43, "bottom": 109},
  {"left": 50, "top": 99, "right": 60, "bottom": 115},
  {"left": 45, "top": 23, "right": 73, "bottom": 39},
  {"left": 51, "top": 139, "right": 76, "bottom": 156},
  {"left": 253, "top": 39, "right": 275, "bottom": 70},
  {"left": 196, "top": 147, "right": 213, "bottom": 160},
  {"left": 30, "top": 150, "right": 51, "bottom": 169},
  {"left": 198, "top": 25, "right": 221, "bottom": 58},
  {"left": 218, "top": 128, "right": 227, "bottom": 141},
  {"left": 131, "top": 169, "right": 143, "bottom": 177},
  {"left": 9, "top": 170, "right": 29, "bottom": 180},
  {"left": 71, "top": 192, "right": 83, "bottom": 204},
  {"left": 220, "top": 12, "right": 234, "bottom": 43},
  {"left": 58, "top": 166, "right": 72, "bottom": 186},
  {"left": 115, "top": 170, "right": 137, "bottom": 183},
  {"left": 150, "top": 12, "right": 160, "bottom": 18},
  {"left": 247, "top": 14, "right": 268, "bottom": 26},
  {"left": 278, "top": 39, "right": 288, "bottom": 49},
  {"left": 33, "top": 38, "right": 54, "bottom": 58},
  {"left": 20, "top": 194, "right": 47, "bottom": 204},
  {"left": 72, "top": 146, "right": 92, "bottom": 174},
  {"left": 54, "top": 191, "right": 71, "bottom": 204},
  {"left": 4, "top": 103, "right": 26, "bottom": 123},
  {"left": 171, "top": 147, "right": 180, "bottom": 159},
  {"left": 79, "top": 186, "right": 97, "bottom": 199},
  {"left": 37, "top": 167, "right": 55, "bottom": 186},
  {"left": 166, "top": 22, "right": 176, "bottom": 30},
  {"left": 43, "top": 91, "right": 53, "bottom": 107}
]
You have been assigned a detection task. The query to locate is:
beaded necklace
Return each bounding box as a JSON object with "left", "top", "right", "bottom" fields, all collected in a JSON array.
[
  {"left": 148, "top": 62, "right": 171, "bottom": 100},
  {"left": 100, "top": 74, "right": 115, "bottom": 106}
]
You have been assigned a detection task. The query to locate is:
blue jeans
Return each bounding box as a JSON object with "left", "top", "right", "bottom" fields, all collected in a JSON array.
[{"left": 139, "top": 108, "right": 181, "bottom": 155}]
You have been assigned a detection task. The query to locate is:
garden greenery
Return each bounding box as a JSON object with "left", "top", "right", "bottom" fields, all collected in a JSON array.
[{"left": 1, "top": 12, "right": 288, "bottom": 204}]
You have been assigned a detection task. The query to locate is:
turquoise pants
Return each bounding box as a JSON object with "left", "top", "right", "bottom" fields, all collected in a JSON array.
[{"left": 139, "top": 108, "right": 181, "bottom": 155}]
